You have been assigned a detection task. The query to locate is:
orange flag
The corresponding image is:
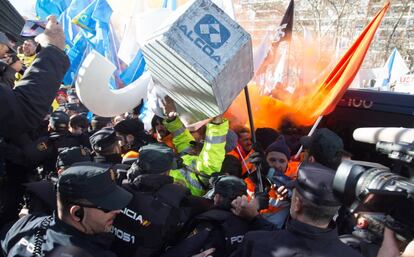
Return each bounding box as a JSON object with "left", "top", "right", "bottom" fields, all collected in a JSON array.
[
  {"left": 298, "top": 1, "right": 390, "bottom": 119},
  {"left": 225, "top": 2, "right": 390, "bottom": 129}
]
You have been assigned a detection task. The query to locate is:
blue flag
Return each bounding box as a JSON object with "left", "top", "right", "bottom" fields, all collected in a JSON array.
[
  {"left": 59, "top": 0, "right": 91, "bottom": 47},
  {"left": 63, "top": 34, "right": 89, "bottom": 85},
  {"left": 120, "top": 50, "right": 146, "bottom": 84},
  {"left": 36, "top": 0, "right": 71, "bottom": 20},
  {"left": 90, "top": 0, "right": 112, "bottom": 55},
  {"left": 72, "top": 0, "right": 97, "bottom": 36}
]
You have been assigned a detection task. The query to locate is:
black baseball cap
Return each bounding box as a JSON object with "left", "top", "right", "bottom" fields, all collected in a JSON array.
[
  {"left": 213, "top": 175, "right": 247, "bottom": 199},
  {"left": 300, "top": 128, "right": 349, "bottom": 169},
  {"left": 138, "top": 143, "right": 175, "bottom": 173},
  {"left": 65, "top": 103, "right": 80, "bottom": 112},
  {"left": 49, "top": 111, "right": 70, "bottom": 131},
  {"left": 287, "top": 162, "right": 341, "bottom": 206},
  {"left": 89, "top": 127, "right": 118, "bottom": 152},
  {"left": 56, "top": 147, "right": 91, "bottom": 168},
  {"left": 114, "top": 118, "right": 145, "bottom": 136},
  {"left": 57, "top": 162, "right": 132, "bottom": 211}
]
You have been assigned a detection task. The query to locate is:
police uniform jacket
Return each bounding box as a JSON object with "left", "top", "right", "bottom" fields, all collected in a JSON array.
[
  {"left": 163, "top": 208, "right": 251, "bottom": 257},
  {"left": 231, "top": 218, "right": 364, "bottom": 257},
  {"left": 0, "top": 60, "right": 16, "bottom": 88},
  {"left": 1, "top": 213, "right": 116, "bottom": 257},
  {"left": 111, "top": 174, "right": 201, "bottom": 257},
  {"left": 0, "top": 46, "right": 69, "bottom": 139}
]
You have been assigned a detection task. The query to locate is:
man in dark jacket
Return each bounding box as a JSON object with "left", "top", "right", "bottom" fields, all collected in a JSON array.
[
  {"left": 1, "top": 162, "right": 132, "bottom": 257},
  {"left": 0, "top": 31, "right": 22, "bottom": 88},
  {"left": 0, "top": 16, "right": 69, "bottom": 229},
  {"left": 231, "top": 163, "right": 363, "bottom": 257},
  {"left": 0, "top": 16, "right": 69, "bottom": 138}
]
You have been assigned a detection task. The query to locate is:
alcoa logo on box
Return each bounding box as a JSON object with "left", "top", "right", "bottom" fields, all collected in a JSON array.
[{"left": 179, "top": 14, "right": 230, "bottom": 64}]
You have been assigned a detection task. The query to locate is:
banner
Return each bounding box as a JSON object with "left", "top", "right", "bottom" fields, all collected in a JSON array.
[{"left": 253, "top": 0, "right": 294, "bottom": 95}]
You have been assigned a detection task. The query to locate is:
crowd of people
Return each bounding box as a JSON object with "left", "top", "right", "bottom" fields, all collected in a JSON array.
[{"left": 0, "top": 16, "right": 413, "bottom": 257}]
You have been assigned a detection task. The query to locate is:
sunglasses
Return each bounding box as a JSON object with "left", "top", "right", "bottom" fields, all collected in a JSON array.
[{"left": 71, "top": 202, "right": 112, "bottom": 213}]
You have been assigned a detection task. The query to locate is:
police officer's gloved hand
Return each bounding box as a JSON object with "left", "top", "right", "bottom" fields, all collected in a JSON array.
[
  {"left": 249, "top": 143, "right": 270, "bottom": 172},
  {"left": 254, "top": 191, "right": 269, "bottom": 211},
  {"left": 127, "top": 161, "right": 141, "bottom": 184}
]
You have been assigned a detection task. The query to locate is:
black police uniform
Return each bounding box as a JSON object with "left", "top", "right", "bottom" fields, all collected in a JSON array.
[
  {"left": 111, "top": 174, "right": 195, "bottom": 257},
  {"left": 0, "top": 60, "right": 16, "bottom": 88},
  {"left": 1, "top": 213, "right": 116, "bottom": 257},
  {"left": 231, "top": 218, "right": 363, "bottom": 257},
  {"left": 0, "top": 46, "right": 69, "bottom": 228},
  {"left": 164, "top": 208, "right": 251, "bottom": 257},
  {"left": 23, "top": 132, "right": 85, "bottom": 176},
  {"left": 2, "top": 162, "right": 132, "bottom": 257},
  {"left": 231, "top": 163, "right": 364, "bottom": 257}
]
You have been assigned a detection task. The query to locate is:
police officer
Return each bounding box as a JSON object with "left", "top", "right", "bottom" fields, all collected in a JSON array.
[
  {"left": 24, "top": 111, "right": 86, "bottom": 177},
  {"left": 0, "top": 16, "right": 69, "bottom": 232},
  {"left": 231, "top": 163, "right": 364, "bottom": 257},
  {"left": 1, "top": 162, "right": 132, "bottom": 257},
  {"left": 89, "top": 116, "right": 113, "bottom": 136},
  {"left": 165, "top": 176, "right": 251, "bottom": 257},
  {"left": 19, "top": 147, "right": 92, "bottom": 218},
  {"left": 0, "top": 16, "right": 69, "bottom": 139},
  {"left": 89, "top": 127, "right": 123, "bottom": 165},
  {"left": 111, "top": 143, "right": 211, "bottom": 257}
]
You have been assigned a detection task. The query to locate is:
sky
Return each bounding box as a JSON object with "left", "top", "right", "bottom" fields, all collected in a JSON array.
[{"left": 9, "top": 0, "right": 37, "bottom": 19}]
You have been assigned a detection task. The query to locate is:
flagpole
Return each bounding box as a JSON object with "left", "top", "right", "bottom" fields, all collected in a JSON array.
[
  {"left": 244, "top": 86, "right": 264, "bottom": 193},
  {"left": 294, "top": 115, "right": 323, "bottom": 160}
]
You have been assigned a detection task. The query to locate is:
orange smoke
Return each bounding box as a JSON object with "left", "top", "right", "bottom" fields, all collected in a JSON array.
[
  {"left": 226, "top": 34, "right": 336, "bottom": 129},
  {"left": 226, "top": 2, "right": 390, "bottom": 130}
]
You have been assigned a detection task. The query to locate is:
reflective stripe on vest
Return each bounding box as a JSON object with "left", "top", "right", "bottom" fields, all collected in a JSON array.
[
  {"left": 172, "top": 126, "right": 186, "bottom": 138},
  {"left": 205, "top": 134, "right": 226, "bottom": 144},
  {"left": 176, "top": 168, "right": 204, "bottom": 191}
]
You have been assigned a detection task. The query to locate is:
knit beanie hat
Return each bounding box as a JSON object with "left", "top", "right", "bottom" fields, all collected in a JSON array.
[{"left": 265, "top": 136, "right": 291, "bottom": 160}]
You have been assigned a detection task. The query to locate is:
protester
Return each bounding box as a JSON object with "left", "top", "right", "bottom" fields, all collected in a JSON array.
[
  {"left": 231, "top": 162, "right": 364, "bottom": 257},
  {"left": 1, "top": 162, "right": 133, "bottom": 257},
  {"left": 162, "top": 96, "right": 229, "bottom": 196},
  {"left": 17, "top": 39, "right": 37, "bottom": 67},
  {"left": 255, "top": 127, "right": 280, "bottom": 150},
  {"left": 151, "top": 115, "right": 175, "bottom": 150},
  {"left": 15, "top": 38, "right": 38, "bottom": 81},
  {"left": 55, "top": 88, "right": 68, "bottom": 106},
  {"left": 228, "top": 126, "right": 255, "bottom": 176},
  {"left": 244, "top": 137, "right": 296, "bottom": 227},
  {"left": 114, "top": 118, "right": 154, "bottom": 153}
]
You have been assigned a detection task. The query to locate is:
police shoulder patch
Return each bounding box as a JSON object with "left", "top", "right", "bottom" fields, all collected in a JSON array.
[{"left": 36, "top": 142, "right": 48, "bottom": 151}]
